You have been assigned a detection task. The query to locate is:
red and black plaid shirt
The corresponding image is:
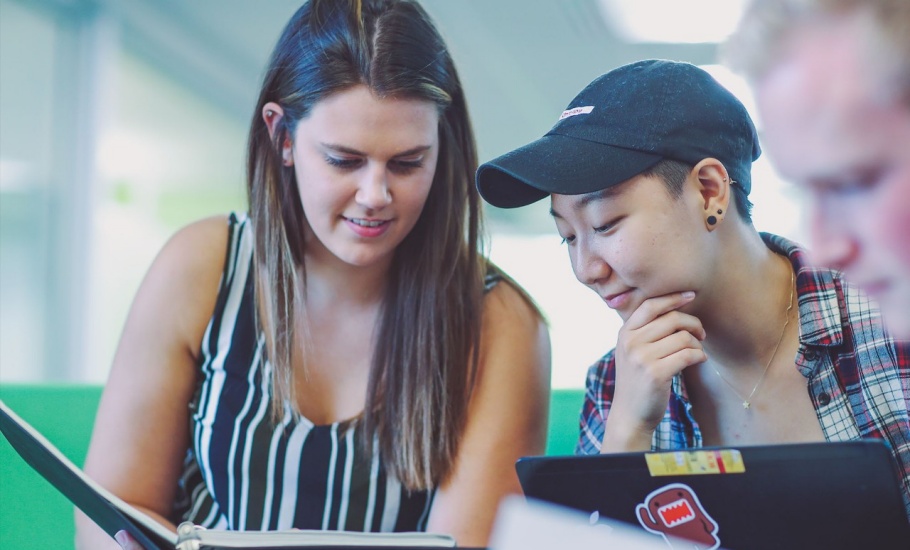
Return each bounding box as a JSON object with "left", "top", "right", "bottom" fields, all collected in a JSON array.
[{"left": 577, "top": 233, "right": 910, "bottom": 516}]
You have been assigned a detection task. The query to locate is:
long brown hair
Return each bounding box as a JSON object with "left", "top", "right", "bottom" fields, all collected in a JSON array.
[{"left": 246, "top": 0, "right": 485, "bottom": 490}]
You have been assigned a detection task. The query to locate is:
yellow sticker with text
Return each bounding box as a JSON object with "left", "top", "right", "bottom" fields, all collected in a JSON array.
[{"left": 645, "top": 449, "right": 746, "bottom": 476}]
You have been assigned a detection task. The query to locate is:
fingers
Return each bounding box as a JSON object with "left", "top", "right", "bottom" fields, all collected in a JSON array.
[
  {"left": 655, "top": 346, "right": 708, "bottom": 376},
  {"left": 619, "top": 332, "right": 706, "bottom": 388},
  {"left": 619, "top": 291, "right": 706, "bottom": 374},
  {"left": 624, "top": 291, "right": 696, "bottom": 332},
  {"left": 629, "top": 309, "right": 706, "bottom": 345},
  {"left": 114, "top": 530, "right": 145, "bottom": 550},
  {"left": 605, "top": 291, "right": 708, "bottom": 450},
  {"left": 645, "top": 328, "right": 706, "bottom": 365}
]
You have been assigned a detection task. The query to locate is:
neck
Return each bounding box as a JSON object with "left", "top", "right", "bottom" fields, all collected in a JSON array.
[
  {"left": 300, "top": 248, "right": 390, "bottom": 311},
  {"left": 695, "top": 229, "right": 796, "bottom": 366}
]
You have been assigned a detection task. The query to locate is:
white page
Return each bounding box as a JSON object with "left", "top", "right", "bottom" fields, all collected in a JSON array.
[{"left": 489, "top": 496, "right": 669, "bottom": 550}]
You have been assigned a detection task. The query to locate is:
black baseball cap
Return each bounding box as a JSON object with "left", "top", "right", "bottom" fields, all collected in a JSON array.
[{"left": 476, "top": 59, "right": 761, "bottom": 208}]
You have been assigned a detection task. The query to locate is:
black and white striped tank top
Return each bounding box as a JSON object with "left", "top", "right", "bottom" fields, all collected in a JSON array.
[{"left": 173, "top": 213, "right": 437, "bottom": 532}]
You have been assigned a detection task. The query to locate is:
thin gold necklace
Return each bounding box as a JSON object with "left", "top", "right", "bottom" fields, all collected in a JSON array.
[{"left": 712, "top": 260, "right": 796, "bottom": 410}]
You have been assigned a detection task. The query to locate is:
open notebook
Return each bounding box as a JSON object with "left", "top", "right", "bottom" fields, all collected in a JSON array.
[
  {"left": 517, "top": 441, "right": 909, "bottom": 549},
  {"left": 0, "top": 399, "right": 455, "bottom": 549}
]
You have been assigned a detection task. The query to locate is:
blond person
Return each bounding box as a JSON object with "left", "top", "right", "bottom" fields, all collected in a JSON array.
[{"left": 726, "top": 0, "right": 910, "bottom": 338}]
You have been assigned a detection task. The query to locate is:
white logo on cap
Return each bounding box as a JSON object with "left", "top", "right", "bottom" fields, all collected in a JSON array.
[{"left": 559, "top": 106, "right": 594, "bottom": 120}]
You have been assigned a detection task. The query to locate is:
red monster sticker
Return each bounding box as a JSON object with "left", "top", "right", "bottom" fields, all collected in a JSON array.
[{"left": 636, "top": 483, "right": 720, "bottom": 549}]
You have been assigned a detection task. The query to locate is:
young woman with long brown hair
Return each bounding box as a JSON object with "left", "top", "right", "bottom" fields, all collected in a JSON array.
[{"left": 77, "top": 2, "right": 551, "bottom": 547}]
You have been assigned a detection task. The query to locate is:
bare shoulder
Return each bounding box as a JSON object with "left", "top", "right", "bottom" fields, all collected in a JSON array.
[
  {"left": 482, "top": 278, "right": 547, "bottom": 338},
  {"left": 127, "top": 214, "right": 233, "bottom": 356},
  {"left": 152, "top": 214, "right": 231, "bottom": 283},
  {"left": 480, "top": 277, "right": 551, "bottom": 377},
  {"left": 146, "top": 215, "right": 230, "bottom": 300}
]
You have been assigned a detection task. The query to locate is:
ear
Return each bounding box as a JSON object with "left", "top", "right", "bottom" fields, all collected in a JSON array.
[
  {"left": 693, "top": 158, "right": 732, "bottom": 231},
  {"left": 262, "top": 102, "right": 294, "bottom": 167}
]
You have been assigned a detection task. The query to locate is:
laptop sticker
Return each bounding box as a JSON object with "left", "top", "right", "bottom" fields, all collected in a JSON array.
[
  {"left": 645, "top": 449, "right": 745, "bottom": 476},
  {"left": 636, "top": 483, "right": 720, "bottom": 550}
]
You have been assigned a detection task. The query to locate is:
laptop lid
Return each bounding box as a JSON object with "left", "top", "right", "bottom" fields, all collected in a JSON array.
[{"left": 517, "top": 440, "right": 908, "bottom": 550}]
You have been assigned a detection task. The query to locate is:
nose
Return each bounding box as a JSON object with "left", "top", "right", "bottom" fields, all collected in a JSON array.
[
  {"left": 355, "top": 164, "right": 392, "bottom": 210},
  {"left": 573, "top": 239, "right": 612, "bottom": 287},
  {"left": 808, "top": 200, "right": 859, "bottom": 272}
]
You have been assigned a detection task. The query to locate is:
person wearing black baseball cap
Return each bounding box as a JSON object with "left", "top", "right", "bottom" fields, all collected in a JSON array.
[{"left": 476, "top": 59, "right": 909, "bottom": 497}]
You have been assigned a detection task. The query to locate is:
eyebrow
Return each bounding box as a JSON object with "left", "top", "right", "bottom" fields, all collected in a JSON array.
[
  {"left": 321, "top": 143, "right": 432, "bottom": 157},
  {"left": 549, "top": 186, "right": 621, "bottom": 219}
]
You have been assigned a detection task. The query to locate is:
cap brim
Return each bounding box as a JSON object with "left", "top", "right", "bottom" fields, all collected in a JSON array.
[{"left": 476, "top": 134, "right": 664, "bottom": 208}]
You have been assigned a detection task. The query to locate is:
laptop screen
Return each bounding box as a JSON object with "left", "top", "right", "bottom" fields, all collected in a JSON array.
[{"left": 517, "top": 440, "right": 908, "bottom": 549}]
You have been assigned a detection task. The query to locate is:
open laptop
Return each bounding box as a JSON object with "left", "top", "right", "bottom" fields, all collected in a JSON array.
[{"left": 517, "top": 439, "right": 908, "bottom": 549}]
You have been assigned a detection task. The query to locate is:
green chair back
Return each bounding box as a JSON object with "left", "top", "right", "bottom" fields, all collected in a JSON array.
[
  {"left": 545, "top": 388, "right": 584, "bottom": 456},
  {"left": 0, "top": 384, "right": 102, "bottom": 550}
]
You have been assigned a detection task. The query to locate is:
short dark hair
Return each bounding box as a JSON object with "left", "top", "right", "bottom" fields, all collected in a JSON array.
[{"left": 642, "top": 159, "right": 754, "bottom": 223}]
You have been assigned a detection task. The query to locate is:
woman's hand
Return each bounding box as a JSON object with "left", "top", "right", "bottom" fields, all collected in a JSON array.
[
  {"left": 602, "top": 291, "right": 706, "bottom": 452},
  {"left": 114, "top": 530, "right": 146, "bottom": 550}
]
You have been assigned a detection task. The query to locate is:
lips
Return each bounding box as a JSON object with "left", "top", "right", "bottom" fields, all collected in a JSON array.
[
  {"left": 345, "top": 217, "right": 391, "bottom": 238},
  {"left": 603, "top": 289, "right": 632, "bottom": 310},
  {"left": 348, "top": 218, "right": 386, "bottom": 228}
]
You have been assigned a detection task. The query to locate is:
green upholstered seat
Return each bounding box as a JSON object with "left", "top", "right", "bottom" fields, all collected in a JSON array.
[
  {"left": 0, "top": 385, "right": 103, "bottom": 549},
  {"left": 544, "top": 388, "right": 584, "bottom": 456},
  {"left": 0, "top": 384, "right": 584, "bottom": 549}
]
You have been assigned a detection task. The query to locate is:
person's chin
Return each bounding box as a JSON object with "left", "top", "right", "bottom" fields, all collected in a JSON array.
[
  {"left": 881, "top": 300, "right": 910, "bottom": 341},
  {"left": 867, "top": 278, "right": 910, "bottom": 340}
]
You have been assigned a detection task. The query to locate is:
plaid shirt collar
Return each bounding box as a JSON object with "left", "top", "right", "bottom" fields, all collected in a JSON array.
[{"left": 764, "top": 233, "right": 844, "bottom": 348}]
